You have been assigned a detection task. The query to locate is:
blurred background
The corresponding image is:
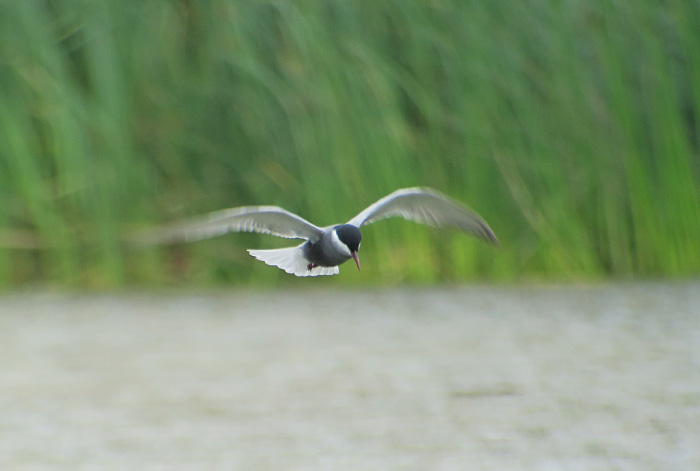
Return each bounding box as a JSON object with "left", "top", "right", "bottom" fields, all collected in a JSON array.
[
  {"left": 2, "top": 4, "right": 700, "bottom": 470},
  {"left": 1, "top": 0, "right": 699, "bottom": 288}
]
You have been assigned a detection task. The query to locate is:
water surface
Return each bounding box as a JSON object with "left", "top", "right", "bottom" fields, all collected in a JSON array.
[{"left": 1, "top": 283, "right": 698, "bottom": 470}]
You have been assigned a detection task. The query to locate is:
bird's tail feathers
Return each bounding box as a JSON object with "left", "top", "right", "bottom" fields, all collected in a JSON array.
[{"left": 247, "top": 245, "right": 339, "bottom": 277}]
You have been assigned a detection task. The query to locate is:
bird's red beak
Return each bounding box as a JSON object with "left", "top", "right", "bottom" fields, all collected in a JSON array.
[{"left": 352, "top": 251, "right": 360, "bottom": 271}]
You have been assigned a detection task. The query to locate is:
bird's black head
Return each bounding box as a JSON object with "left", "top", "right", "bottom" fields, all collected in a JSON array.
[{"left": 334, "top": 224, "right": 362, "bottom": 252}]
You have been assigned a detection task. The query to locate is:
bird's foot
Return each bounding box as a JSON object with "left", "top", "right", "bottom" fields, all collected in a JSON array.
[{"left": 307, "top": 263, "right": 318, "bottom": 271}]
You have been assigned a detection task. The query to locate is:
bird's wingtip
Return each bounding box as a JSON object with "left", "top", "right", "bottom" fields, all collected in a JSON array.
[{"left": 482, "top": 226, "right": 499, "bottom": 246}]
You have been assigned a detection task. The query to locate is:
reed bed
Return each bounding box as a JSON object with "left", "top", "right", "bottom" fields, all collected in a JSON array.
[{"left": 1, "top": 0, "right": 698, "bottom": 287}]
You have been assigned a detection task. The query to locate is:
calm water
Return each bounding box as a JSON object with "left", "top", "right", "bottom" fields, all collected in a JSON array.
[{"left": 1, "top": 283, "right": 698, "bottom": 470}]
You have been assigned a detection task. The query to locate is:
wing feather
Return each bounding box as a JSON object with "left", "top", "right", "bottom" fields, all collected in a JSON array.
[
  {"left": 347, "top": 187, "right": 498, "bottom": 244},
  {"left": 132, "top": 206, "right": 324, "bottom": 245}
]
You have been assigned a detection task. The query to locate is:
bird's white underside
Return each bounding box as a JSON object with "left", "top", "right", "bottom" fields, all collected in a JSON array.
[{"left": 247, "top": 245, "right": 339, "bottom": 277}]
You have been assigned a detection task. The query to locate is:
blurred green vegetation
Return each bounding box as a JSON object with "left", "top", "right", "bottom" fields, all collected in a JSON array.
[{"left": 1, "top": 0, "right": 699, "bottom": 288}]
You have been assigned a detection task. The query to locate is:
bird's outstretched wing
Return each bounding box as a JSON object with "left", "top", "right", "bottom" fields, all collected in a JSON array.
[
  {"left": 132, "top": 206, "right": 324, "bottom": 245},
  {"left": 347, "top": 187, "right": 498, "bottom": 244}
]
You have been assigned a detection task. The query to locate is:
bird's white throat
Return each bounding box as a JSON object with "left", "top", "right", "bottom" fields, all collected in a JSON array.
[{"left": 331, "top": 229, "right": 353, "bottom": 256}]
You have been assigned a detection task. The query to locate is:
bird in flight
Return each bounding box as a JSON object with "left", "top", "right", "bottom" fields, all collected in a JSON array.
[{"left": 135, "top": 187, "right": 497, "bottom": 277}]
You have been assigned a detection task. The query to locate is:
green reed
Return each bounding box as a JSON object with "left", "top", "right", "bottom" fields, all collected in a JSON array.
[{"left": 0, "top": 0, "right": 698, "bottom": 287}]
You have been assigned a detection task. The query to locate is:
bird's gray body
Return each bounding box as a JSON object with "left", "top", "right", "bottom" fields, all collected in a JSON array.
[
  {"left": 302, "top": 231, "right": 346, "bottom": 267},
  {"left": 134, "top": 187, "right": 497, "bottom": 277},
  {"left": 302, "top": 224, "right": 361, "bottom": 268}
]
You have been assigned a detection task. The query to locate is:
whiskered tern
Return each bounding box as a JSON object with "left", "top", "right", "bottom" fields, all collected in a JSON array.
[{"left": 135, "top": 187, "right": 497, "bottom": 276}]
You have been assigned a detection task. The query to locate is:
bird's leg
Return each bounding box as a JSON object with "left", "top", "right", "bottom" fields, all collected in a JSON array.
[{"left": 307, "top": 263, "right": 318, "bottom": 271}]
